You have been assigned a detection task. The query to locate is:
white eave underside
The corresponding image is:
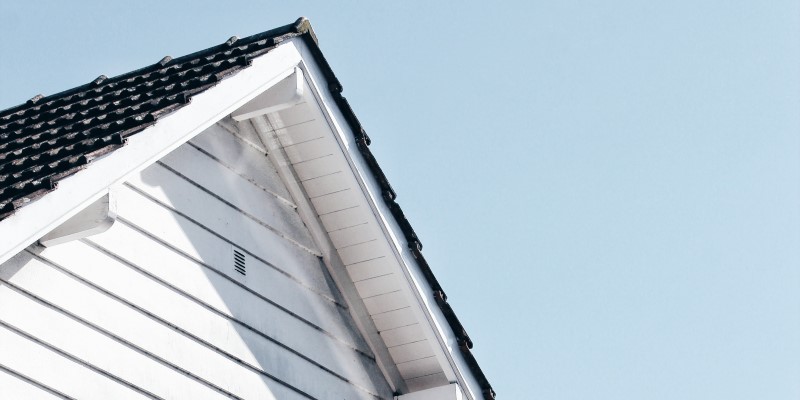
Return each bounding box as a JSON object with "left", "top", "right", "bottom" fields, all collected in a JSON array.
[{"left": 243, "top": 96, "right": 452, "bottom": 392}]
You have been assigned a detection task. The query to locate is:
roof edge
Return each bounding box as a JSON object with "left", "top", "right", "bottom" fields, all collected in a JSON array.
[{"left": 293, "top": 24, "right": 496, "bottom": 400}]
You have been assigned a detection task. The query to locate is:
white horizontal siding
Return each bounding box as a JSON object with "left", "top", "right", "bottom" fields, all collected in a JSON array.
[
  {"left": 124, "top": 168, "right": 334, "bottom": 302},
  {"left": 0, "top": 124, "right": 394, "bottom": 399},
  {"left": 0, "top": 295, "right": 156, "bottom": 400},
  {"left": 158, "top": 144, "right": 316, "bottom": 252},
  {"left": 81, "top": 223, "right": 385, "bottom": 392},
  {"left": 0, "top": 271, "right": 230, "bottom": 400},
  {"left": 189, "top": 124, "right": 292, "bottom": 203}
]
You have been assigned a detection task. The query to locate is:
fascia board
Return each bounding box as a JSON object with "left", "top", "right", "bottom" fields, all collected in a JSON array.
[
  {"left": 0, "top": 42, "right": 303, "bottom": 266},
  {"left": 291, "top": 37, "right": 485, "bottom": 400}
]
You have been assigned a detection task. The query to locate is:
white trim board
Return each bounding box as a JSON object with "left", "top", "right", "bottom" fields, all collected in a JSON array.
[{"left": 0, "top": 42, "right": 302, "bottom": 267}]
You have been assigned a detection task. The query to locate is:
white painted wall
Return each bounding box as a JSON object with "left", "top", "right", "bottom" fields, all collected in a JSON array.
[{"left": 0, "top": 123, "right": 394, "bottom": 400}]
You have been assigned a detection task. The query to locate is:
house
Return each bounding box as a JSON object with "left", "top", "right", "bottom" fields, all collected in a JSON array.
[{"left": 0, "top": 18, "right": 494, "bottom": 400}]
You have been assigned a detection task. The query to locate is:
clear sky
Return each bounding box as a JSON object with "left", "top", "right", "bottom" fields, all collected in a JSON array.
[{"left": 1, "top": 1, "right": 798, "bottom": 399}]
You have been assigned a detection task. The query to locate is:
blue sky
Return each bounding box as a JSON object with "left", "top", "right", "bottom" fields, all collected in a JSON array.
[{"left": 1, "top": 1, "right": 798, "bottom": 399}]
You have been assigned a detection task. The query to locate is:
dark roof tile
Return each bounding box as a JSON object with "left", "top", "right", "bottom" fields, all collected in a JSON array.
[{"left": 0, "top": 24, "right": 289, "bottom": 219}]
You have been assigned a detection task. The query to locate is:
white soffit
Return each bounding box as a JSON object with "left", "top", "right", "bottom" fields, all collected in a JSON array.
[
  {"left": 233, "top": 37, "right": 482, "bottom": 399},
  {"left": 254, "top": 98, "right": 450, "bottom": 392}
]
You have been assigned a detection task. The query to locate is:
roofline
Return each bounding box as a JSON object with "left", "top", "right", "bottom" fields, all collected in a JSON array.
[{"left": 289, "top": 21, "right": 496, "bottom": 400}]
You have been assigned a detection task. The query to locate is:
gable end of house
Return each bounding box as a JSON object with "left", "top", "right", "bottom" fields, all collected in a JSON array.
[{"left": 0, "top": 18, "right": 495, "bottom": 400}]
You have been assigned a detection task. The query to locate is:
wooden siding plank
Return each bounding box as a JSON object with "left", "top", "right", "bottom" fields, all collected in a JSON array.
[
  {"left": 158, "top": 142, "right": 312, "bottom": 249},
  {"left": 0, "top": 261, "right": 250, "bottom": 400},
  {"left": 87, "top": 222, "right": 359, "bottom": 344},
  {"left": 101, "top": 193, "right": 377, "bottom": 350},
  {"left": 112, "top": 184, "right": 336, "bottom": 303},
  {"left": 67, "top": 241, "right": 391, "bottom": 398},
  {"left": 188, "top": 124, "right": 293, "bottom": 203},
  {"left": 130, "top": 157, "right": 317, "bottom": 255},
  {"left": 79, "top": 224, "right": 392, "bottom": 392},
  {"left": 0, "top": 366, "right": 71, "bottom": 400},
  {"left": 0, "top": 285, "right": 221, "bottom": 400},
  {"left": 0, "top": 324, "right": 151, "bottom": 400}
]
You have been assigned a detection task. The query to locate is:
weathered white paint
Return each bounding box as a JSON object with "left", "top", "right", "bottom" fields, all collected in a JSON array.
[{"left": 38, "top": 191, "right": 116, "bottom": 247}]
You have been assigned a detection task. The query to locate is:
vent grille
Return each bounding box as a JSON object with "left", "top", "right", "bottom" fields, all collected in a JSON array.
[{"left": 233, "top": 248, "right": 246, "bottom": 275}]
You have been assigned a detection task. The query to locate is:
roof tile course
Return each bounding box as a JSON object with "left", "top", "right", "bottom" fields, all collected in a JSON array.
[{"left": 0, "top": 30, "right": 283, "bottom": 220}]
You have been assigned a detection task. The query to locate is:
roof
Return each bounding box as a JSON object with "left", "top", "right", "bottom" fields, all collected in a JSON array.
[{"left": 0, "top": 18, "right": 495, "bottom": 399}]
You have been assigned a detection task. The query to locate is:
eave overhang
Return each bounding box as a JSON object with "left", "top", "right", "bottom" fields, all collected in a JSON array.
[{"left": 285, "top": 23, "right": 495, "bottom": 400}]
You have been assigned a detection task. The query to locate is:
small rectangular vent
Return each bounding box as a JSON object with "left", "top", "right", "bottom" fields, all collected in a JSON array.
[{"left": 233, "top": 248, "right": 246, "bottom": 275}]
